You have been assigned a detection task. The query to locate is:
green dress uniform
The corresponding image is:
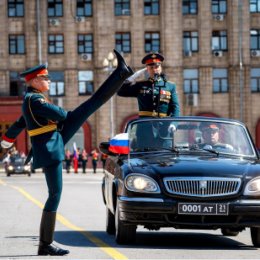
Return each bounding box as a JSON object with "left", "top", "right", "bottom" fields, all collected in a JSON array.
[
  {"left": 1, "top": 50, "right": 133, "bottom": 255},
  {"left": 118, "top": 74, "right": 180, "bottom": 117}
]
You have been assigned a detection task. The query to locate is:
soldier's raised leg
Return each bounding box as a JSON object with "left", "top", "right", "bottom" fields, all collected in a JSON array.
[{"left": 61, "top": 49, "right": 133, "bottom": 144}]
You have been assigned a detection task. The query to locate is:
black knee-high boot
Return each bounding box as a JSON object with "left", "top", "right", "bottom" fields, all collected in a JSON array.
[{"left": 38, "top": 211, "right": 69, "bottom": 256}]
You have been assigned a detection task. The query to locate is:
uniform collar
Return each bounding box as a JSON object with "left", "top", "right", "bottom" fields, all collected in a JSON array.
[{"left": 27, "top": 86, "right": 42, "bottom": 93}]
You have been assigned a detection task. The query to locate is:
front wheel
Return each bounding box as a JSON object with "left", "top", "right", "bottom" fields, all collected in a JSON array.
[
  {"left": 115, "top": 200, "right": 136, "bottom": 244},
  {"left": 106, "top": 207, "right": 115, "bottom": 235},
  {"left": 251, "top": 227, "right": 260, "bottom": 247},
  {"left": 221, "top": 228, "right": 239, "bottom": 236}
]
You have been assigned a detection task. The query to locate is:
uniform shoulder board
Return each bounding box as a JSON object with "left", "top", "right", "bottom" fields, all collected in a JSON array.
[
  {"left": 167, "top": 80, "right": 176, "bottom": 85},
  {"left": 38, "top": 98, "right": 46, "bottom": 104},
  {"left": 30, "top": 93, "right": 47, "bottom": 104}
]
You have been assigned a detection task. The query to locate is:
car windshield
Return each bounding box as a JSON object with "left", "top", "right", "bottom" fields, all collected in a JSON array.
[
  {"left": 10, "top": 155, "right": 25, "bottom": 164},
  {"left": 126, "top": 118, "right": 256, "bottom": 157}
]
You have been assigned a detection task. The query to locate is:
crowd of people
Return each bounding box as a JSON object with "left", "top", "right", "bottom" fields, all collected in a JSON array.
[
  {"left": 1, "top": 146, "right": 107, "bottom": 174},
  {"left": 64, "top": 147, "right": 108, "bottom": 174}
]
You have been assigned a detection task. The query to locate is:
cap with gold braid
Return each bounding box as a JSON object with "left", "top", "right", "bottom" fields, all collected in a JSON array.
[
  {"left": 199, "top": 122, "right": 220, "bottom": 131},
  {"left": 20, "top": 63, "right": 49, "bottom": 82}
]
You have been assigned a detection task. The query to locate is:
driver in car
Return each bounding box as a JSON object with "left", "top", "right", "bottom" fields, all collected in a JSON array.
[{"left": 198, "top": 122, "right": 234, "bottom": 151}]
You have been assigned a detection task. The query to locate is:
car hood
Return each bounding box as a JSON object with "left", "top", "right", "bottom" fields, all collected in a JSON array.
[{"left": 126, "top": 154, "right": 259, "bottom": 178}]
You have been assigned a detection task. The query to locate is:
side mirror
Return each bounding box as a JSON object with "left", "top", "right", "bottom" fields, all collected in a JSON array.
[
  {"left": 99, "top": 142, "right": 118, "bottom": 156},
  {"left": 99, "top": 142, "right": 110, "bottom": 155},
  {"left": 99, "top": 133, "right": 130, "bottom": 156}
]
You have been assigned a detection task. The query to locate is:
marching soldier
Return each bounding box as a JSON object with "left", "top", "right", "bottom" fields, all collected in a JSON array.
[
  {"left": 0, "top": 50, "right": 133, "bottom": 256},
  {"left": 118, "top": 52, "right": 180, "bottom": 118}
]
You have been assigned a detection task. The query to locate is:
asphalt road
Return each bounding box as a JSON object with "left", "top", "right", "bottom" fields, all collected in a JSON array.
[{"left": 0, "top": 169, "right": 259, "bottom": 260}]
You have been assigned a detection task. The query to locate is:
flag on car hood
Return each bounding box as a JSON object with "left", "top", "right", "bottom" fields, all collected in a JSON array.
[{"left": 109, "top": 133, "right": 130, "bottom": 154}]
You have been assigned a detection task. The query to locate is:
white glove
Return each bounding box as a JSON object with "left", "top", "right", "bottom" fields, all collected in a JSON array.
[
  {"left": 168, "top": 124, "right": 177, "bottom": 134},
  {"left": 1, "top": 140, "right": 14, "bottom": 149},
  {"left": 225, "top": 144, "right": 234, "bottom": 151},
  {"left": 203, "top": 144, "right": 213, "bottom": 150},
  {"left": 126, "top": 68, "right": 146, "bottom": 85}
]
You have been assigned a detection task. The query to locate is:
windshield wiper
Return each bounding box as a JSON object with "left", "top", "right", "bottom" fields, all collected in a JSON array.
[
  {"left": 190, "top": 145, "right": 219, "bottom": 156},
  {"left": 160, "top": 147, "right": 179, "bottom": 154},
  {"left": 134, "top": 147, "right": 179, "bottom": 154}
]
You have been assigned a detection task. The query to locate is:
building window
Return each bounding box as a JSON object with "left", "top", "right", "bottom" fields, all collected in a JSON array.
[
  {"left": 78, "top": 34, "right": 93, "bottom": 54},
  {"left": 211, "top": 0, "right": 227, "bottom": 14},
  {"left": 9, "top": 35, "right": 25, "bottom": 54},
  {"left": 78, "top": 71, "right": 94, "bottom": 95},
  {"left": 183, "top": 69, "right": 199, "bottom": 93},
  {"left": 76, "top": 0, "right": 92, "bottom": 16},
  {"left": 115, "top": 0, "right": 130, "bottom": 16},
  {"left": 213, "top": 68, "right": 228, "bottom": 93},
  {"left": 212, "top": 31, "right": 227, "bottom": 51},
  {"left": 8, "top": 0, "right": 24, "bottom": 17},
  {"left": 183, "top": 31, "right": 199, "bottom": 55},
  {"left": 145, "top": 32, "right": 160, "bottom": 53},
  {"left": 182, "top": 0, "right": 197, "bottom": 15},
  {"left": 250, "top": 0, "right": 260, "bottom": 13},
  {"left": 144, "top": 0, "right": 159, "bottom": 15},
  {"left": 250, "top": 29, "right": 260, "bottom": 50},
  {"left": 251, "top": 68, "right": 260, "bottom": 92},
  {"left": 10, "top": 71, "right": 26, "bottom": 96},
  {"left": 48, "top": 35, "right": 64, "bottom": 54},
  {"left": 49, "top": 71, "right": 65, "bottom": 96},
  {"left": 115, "top": 33, "right": 131, "bottom": 53},
  {"left": 48, "top": 0, "right": 63, "bottom": 17}
]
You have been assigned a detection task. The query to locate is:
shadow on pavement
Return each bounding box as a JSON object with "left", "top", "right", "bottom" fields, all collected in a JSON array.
[{"left": 53, "top": 230, "right": 257, "bottom": 250}]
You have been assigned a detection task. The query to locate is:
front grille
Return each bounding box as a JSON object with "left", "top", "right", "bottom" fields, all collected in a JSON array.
[{"left": 163, "top": 177, "right": 241, "bottom": 197}]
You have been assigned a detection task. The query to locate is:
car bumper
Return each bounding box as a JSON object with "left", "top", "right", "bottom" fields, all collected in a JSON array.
[
  {"left": 6, "top": 170, "right": 30, "bottom": 174},
  {"left": 118, "top": 196, "right": 260, "bottom": 228}
]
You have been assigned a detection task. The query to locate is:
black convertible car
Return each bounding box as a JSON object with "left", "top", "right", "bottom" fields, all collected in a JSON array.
[{"left": 100, "top": 116, "right": 260, "bottom": 246}]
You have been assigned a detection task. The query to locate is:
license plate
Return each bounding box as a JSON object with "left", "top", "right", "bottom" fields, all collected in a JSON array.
[{"left": 178, "top": 203, "right": 229, "bottom": 215}]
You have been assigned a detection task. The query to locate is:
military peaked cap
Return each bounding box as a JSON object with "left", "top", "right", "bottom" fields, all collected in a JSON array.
[
  {"left": 20, "top": 63, "right": 49, "bottom": 82},
  {"left": 141, "top": 52, "right": 164, "bottom": 65},
  {"left": 199, "top": 122, "right": 220, "bottom": 131}
]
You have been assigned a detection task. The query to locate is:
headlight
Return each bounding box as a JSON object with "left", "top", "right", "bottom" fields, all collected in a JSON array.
[
  {"left": 125, "top": 174, "right": 160, "bottom": 193},
  {"left": 24, "top": 165, "right": 30, "bottom": 171},
  {"left": 7, "top": 166, "right": 14, "bottom": 171},
  {"left": 244, "top": 177, "right": 260, "bottom": 196}
]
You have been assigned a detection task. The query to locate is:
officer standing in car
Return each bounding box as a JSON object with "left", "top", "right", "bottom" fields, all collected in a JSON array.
[
  {"left": 118, "top": 52, "right": 180, "bottom": 118},
  {"left": 0, "top": 50, "right": 133, "bottom": 256},
  {"left": 118, "top": 52, "right": 180, "bottom": 148}
]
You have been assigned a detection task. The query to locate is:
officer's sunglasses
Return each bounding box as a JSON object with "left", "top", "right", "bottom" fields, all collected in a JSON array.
[
  {"left": 147, "top": 64, "right": 161, "bottom": 69},
  {"left": 37, "top": 75, "right": 51, "bottom": 81},
  {"left": 203, "top": 128, "right": 219, "bottom": 134}
]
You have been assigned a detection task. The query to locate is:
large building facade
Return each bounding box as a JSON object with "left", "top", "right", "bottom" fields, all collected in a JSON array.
[{"left": 0, "top": 0, "right": 260, "bottom": 155}]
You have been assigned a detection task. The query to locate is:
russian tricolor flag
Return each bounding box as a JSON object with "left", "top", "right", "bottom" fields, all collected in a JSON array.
[
  {"left": 73, "top": 142, "right": 78, "bottom": 159},
  {"left": 109, "top": 133, "right": 130, "bottom": 154}
]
